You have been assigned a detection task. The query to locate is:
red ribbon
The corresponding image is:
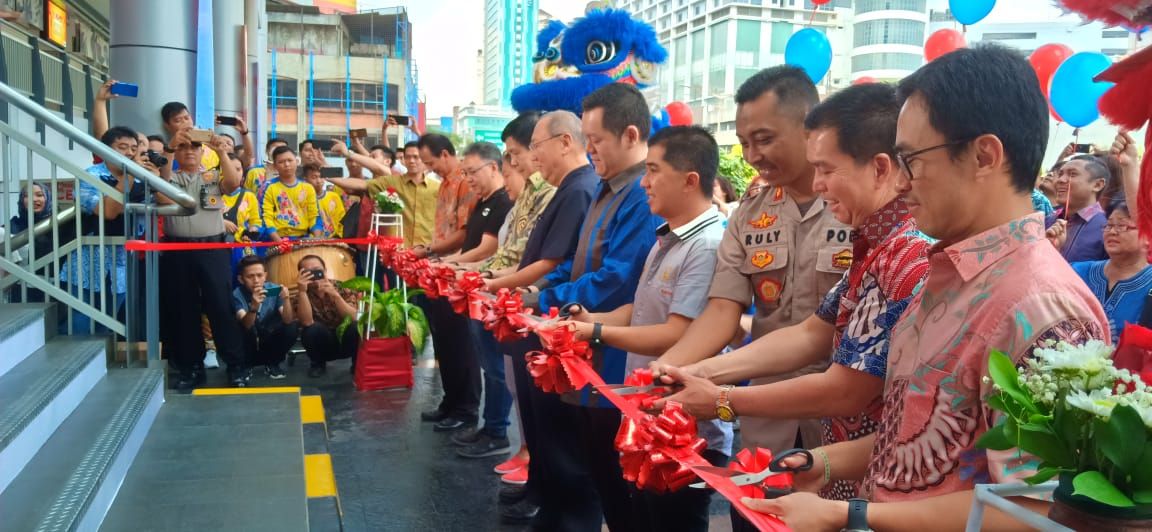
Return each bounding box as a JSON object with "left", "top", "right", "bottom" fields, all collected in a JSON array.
[
  {"left": 525, "top": 323, "right": 596, "bottom": 394},
  {"left": 727, "top": 448, "right": 795, "bottom": 500},
  {"left": 447, "top": 272, "right": 488, "bottom": 317},
  {"left": 484, "top": 289, "right": 531, "bottom": 342},
  {"left": 123, "top": 235, "right": 402, "bottom": 252},
  {"left": 616, "top": 402, "right": 708, "bottom": 493}
]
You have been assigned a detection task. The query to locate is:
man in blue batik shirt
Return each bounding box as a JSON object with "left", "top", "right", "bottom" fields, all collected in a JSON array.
[
  {"left": 519, "top": 83, "right": 663, "bottom": 532},
  {"left": 61, "top": 126, "right": 145, "bottom": 333}
]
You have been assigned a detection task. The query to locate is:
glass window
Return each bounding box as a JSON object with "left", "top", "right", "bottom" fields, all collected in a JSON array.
[
  {"left": 735, "top": 19, "right": 761, "bottom": 67},
  {"left": 981, "top": 32, "right": 1038, "bottom": 40},
  {"left": 851, "top": 52, "right": 922, "bottom": 72},
  {"left": 770, "top": 22, "right": 792, "bottom": 54},
  {"left": 1102, "top": 30, "right": 1129, "bottom": 38},
  {"left": 710, "top": 22, "right": 728, "bottom": 94},
  {"left": 852, "top": 19, "right": 925, "bottom": 47},
  {"left": 269, "top": 78, "right": 298, "bottom": 109},
  {"left": 855, "top": 0, "right": 927, "bottom": 15}
]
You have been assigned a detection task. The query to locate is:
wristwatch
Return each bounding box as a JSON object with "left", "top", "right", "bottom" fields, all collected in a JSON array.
[
  {"left": 590, "top": 322, "right": 604, "bottom": 348},
  {"left": 842, "top": 498, "right": 872, "bottom": 532},
  {"left": 716, "top": 385, "right": 736, "bottom": 422},
  {"left": 481, "top": 270, "right": 494, "bottom": 279}
]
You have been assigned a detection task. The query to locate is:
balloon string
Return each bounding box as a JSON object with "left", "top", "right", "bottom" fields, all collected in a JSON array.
[
  {"left": 1065, "top": 129, "right": 1079, "bottom": 220},
  {"left": 808, "top": 7, "right": 816, "bottom": 27}
]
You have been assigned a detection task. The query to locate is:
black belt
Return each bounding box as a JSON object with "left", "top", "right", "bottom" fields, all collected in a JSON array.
[{"left": 164, "top": 233, "right": 226, "bottom": 243}]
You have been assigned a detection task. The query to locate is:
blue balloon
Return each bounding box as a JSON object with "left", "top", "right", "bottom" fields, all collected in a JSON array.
[
  {"left": 784, "top": 29, "right": 832, "bottom": 84},
  {"left": 949, "top": 0, "right": 995, "bottom": 25},
  {"left": 1049, "top": 52, "right": 1115, "bottom": 128}
]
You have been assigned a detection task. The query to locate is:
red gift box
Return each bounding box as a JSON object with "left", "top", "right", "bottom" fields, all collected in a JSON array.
[{"left": 353, "top": 336, "right": 414, "bottom": 391}]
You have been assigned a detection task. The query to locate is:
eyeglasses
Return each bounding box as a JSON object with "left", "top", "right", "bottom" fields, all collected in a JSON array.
[
  {"left": 529, "top": 134, "right": 564, "bottom": 151},
  {"left": 461, "top": 161, "right": 494, "bottom": 177},
  {"left": 1103, "top": 223, "right": 1139, "bottom": 233},
  {"left": 894, "top": 139, "right": 972, "bottom": 181}
]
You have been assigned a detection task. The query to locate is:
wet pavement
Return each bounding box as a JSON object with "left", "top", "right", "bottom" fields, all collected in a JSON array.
[{"left": 196, "top": 348, "right": 733, "bottom": 531}]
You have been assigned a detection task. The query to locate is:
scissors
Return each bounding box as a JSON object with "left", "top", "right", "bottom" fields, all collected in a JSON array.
[
  {"left": 592, "top": 382, "right": 683, "bottom": 397},
  {"left": 531, "top": 302, "right": 584, "bottom": 329},
  {"left": 688, "top": 448, "right": 813, "bottom": 493}
]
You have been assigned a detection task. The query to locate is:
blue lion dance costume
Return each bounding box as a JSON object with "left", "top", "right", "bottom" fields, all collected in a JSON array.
[{"left": 510, "top": 5, "right": 678, "bottom": 126}]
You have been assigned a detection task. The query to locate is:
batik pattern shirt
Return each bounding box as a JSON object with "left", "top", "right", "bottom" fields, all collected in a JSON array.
[
  {"left": 862, "top": 213, "right": 1109, "bottom": 502},
  {"left": 480, "top": 172, "right": 556, "bottom": 271},
  {"left": 813, "top": 198, "right": 932, "bottom": 500},
  {"left": 432, "top": 167, "right": 476, "bottom": 250}
]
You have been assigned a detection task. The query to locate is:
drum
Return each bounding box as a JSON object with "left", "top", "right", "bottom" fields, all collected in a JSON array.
[{"left": 265, "top": 242, "right": 357, "bottom": 293}]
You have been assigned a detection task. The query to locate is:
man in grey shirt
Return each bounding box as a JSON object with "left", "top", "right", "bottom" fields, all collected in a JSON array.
[
  {"left": 156, "top": 128, "right": 249, "bottom": 389},
  {"left": 562, "top": 126, "right": 731, "bottom": 532}
]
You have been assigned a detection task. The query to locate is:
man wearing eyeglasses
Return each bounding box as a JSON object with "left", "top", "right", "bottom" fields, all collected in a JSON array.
[
  {"left": 651, "top": 66, "right": 854, "bottom": 508},
  {"left": 735, "top": 44, "right": 1108, "bottom": 532}
]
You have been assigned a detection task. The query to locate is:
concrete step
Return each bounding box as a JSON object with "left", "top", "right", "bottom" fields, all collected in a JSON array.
[
  {"left": 0, "top": 304, "right": 49, "bottom": 378},
  {"left": 100, "top": 391, "right": 309, "bottom": 532},
  {"left": 0, "top": 337, "right": 107, "bottom": 494},
  {"left": 0, "top": 368, "right": 164, "bottom": 531}
]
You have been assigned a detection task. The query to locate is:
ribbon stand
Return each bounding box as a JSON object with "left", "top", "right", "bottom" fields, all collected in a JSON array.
[{"left": 365, "top": 213, "right": 404, "bottom": 337}]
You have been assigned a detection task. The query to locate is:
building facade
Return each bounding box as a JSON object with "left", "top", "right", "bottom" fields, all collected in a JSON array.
[
  {"left": 266, "top": 4, "right": 419, "bottom": 150},
  {"left": 615, "top": 0, "right": 851, "bottom": 147},
  {"left": 453, "top": 104, "right": 516, "bottom": 150},
  {"left": 852, "top": 0, "right": 928, "bottom": 81},
  {"left": 482, "top": 0, "right": 537, "bottom": 109}
]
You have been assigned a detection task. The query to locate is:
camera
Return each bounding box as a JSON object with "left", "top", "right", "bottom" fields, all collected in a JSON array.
[
  {"left": 310, "top": 269, "right": 325, "bottom": 280},
  {"left": 146, "top": 150, "right": 168, "bottom": 167}
]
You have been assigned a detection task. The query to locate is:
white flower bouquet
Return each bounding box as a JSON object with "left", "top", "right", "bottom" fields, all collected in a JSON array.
[
  {"left": 980, "top": 340, "right": 1152, "bottom": 510},
  {"left": 375, "top": 187, "right": 405, "bottom": 214}
]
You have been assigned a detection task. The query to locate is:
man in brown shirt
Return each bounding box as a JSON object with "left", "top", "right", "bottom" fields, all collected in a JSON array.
[{"left": 655, "top": 67, "right": 853, "bottom": 514}]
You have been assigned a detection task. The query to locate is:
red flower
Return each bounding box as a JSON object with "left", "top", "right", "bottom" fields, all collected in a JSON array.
[{"left": 385, "top": 187, "right": 397, "bottom": 194}]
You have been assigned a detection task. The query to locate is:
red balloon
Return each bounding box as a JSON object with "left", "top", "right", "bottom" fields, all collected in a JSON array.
[
  {"left": 811, "top": 0, "right": 832, "bottom": 4},
  {"left": 925, "top": 29, "right": 965, "bottom": 62},
  {"left": 1029, "top": 43, "right": 1074, "bottom": 92},
  {"left": 852, "top": 76, "right": 877, "bottom": 85},
  {"left": 665, "top": 101, "right": 693, "bottom": 126}
]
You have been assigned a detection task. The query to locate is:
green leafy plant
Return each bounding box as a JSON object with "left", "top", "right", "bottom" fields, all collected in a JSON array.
[
  {"left": 718, "top": 148, "right": 756, "bottom": 198},
  {"left": 979, "top": 341, "right": 1152, "bottom": 507},
  {"left": 337, "top": 277, "right": 428, "bottom": 353}
]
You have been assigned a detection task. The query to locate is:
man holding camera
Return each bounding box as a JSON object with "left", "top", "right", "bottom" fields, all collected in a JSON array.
[
  {"left": 233, "top": 255, "right": 297, "bottom": 379},
  {"left": 155, "top": 128, "right": 249, "bottom": 389},
  {"left": 295, "top": 254, "right": 360, "bottom": 377}
]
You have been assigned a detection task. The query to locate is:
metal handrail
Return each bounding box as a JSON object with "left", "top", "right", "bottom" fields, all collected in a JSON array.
[
  {"left": 0, "top": 81, "right": 197, "bottom": 210},
  {"left": 6, "top": 205, "right": 76, "bottom": 250}
]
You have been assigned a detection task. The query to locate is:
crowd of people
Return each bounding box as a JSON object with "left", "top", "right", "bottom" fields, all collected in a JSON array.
[{"left": 2, "top": 40, "right": 1148, "bottom": 531}]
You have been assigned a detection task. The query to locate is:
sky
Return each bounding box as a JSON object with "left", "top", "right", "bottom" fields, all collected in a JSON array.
[{"left": 357, "top": 0, "right": 1082, "bottom": 118}]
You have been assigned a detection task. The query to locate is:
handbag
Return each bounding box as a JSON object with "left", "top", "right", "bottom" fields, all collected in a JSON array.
[{"left": 353, "top": 335, "right": 414, "bottom": 390}]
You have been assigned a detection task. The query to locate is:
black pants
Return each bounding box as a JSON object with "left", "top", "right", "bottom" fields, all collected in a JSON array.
[
  {"left": 508, "top": 336, "right": 543, "bottom": 506},
  {"left": 243, "top": 321, "right": 298, "bottom": 367},
  {"left": 160, "top": 246, "right": 245, "bottom": 373},
  {"left": 632, "top": 449, "right": 729, "bottom": 532},
  {"left": 424, "top": 298, "right": 480, "bottom": 421},
  {"left": 530, "top": 386, "right": 635, "bottom": 531},
  {"left": 300, "top": 323, "right": 359, "bottom": 367}
]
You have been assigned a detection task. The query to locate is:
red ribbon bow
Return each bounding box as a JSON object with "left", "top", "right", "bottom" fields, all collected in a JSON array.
[
  {"left": 525, "top": 323, "right": 594, "bottom": 394},
  {"left": 448, "top": 272, "right": 487, "bottom": 316},
  {"left": 727, "top": 448, "right": 795, "bottom": 500},
  {"left": 617, "top": 368, "right": 679, "bottom": 411},
  {"left": 616, "top": 401, "right": 708, "bottom": 493},
  {"left": 275, "top": 239, "right": 295, "bottom": 255},
  {"left": 484, "top": 289, "right": 532, "bottom": 342}
]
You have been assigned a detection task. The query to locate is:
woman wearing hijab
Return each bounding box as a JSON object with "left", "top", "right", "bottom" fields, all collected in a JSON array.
[{"left": 6, "top": 183, "right": 74, "bottom": 302}]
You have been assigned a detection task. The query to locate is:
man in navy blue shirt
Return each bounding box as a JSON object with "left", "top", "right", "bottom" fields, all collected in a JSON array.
[
  {"left": 519, "top": 83, "right": 663, "bottom": 531},
  {"left": 486, "top": 110, "right": 600, "bottom": 523}
]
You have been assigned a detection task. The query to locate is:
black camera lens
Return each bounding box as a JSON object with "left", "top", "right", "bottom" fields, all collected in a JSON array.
[{"left": 146, "top": 150, "right": 168, "bottom": 167}]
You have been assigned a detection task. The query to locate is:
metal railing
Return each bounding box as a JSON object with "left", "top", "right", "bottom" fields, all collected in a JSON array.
[{"left": 0, "top": 80, "right": 195, "bottom": 364}]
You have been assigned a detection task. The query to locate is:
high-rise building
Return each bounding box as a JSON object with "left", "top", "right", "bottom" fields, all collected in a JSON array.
[
  {"left": 614, "top": 0, "right": 851, "bottom": 146},
  {"left": 851, "top": 0, "right": 928, "bottom": 81},
  {"left": 482, "top": 0, "right": 539, "bottom": 109}
]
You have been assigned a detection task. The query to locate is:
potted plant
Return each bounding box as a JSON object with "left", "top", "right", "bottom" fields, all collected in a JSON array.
[
  {"left": 375, "top": 187, "right": 405, "bottom": 214},
  {"left": 338, "top": 277, "right": 428, "bottom": 390},
  {"left": 979, "top": 340, "right": 1152, "bottom": 530}
]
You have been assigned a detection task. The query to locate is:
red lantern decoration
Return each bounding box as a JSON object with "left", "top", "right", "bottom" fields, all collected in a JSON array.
[
  {"left": 852, "top": 76, "right": 877, "bottom": 85},
  {"left": 664, "top": 102, "right": 693, "bottom": 126},
  {"left": 924, "top": 29, "right": 966, "bottom": 62}
]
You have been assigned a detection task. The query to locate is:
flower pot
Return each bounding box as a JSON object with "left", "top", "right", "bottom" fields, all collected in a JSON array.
[{"left": 1049, "top": 474, "right": 1152, "bottom": 531}]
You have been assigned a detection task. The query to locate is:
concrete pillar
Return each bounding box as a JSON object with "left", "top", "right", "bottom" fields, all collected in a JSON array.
[
  {"left": 109, "top": 0, "right": 198, "bottom": 137},
  {"left": 213, "top": 0, "right": 244, "bottom": 138},
  {"left": 245, "top": 0, "right": 269, "bottom": 157}
]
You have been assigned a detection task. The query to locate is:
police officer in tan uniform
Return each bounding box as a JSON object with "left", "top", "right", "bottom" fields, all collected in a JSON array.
[{"left": 656, "top": 66, "right": 851, "bottom": 475}]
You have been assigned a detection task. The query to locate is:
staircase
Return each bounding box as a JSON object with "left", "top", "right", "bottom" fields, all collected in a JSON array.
[
  {"left": 0, "top": 304, "right": 163, "bottom": 531},
  {"left": 0, "top": 305, "right": 313, "bottom": 531}
]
